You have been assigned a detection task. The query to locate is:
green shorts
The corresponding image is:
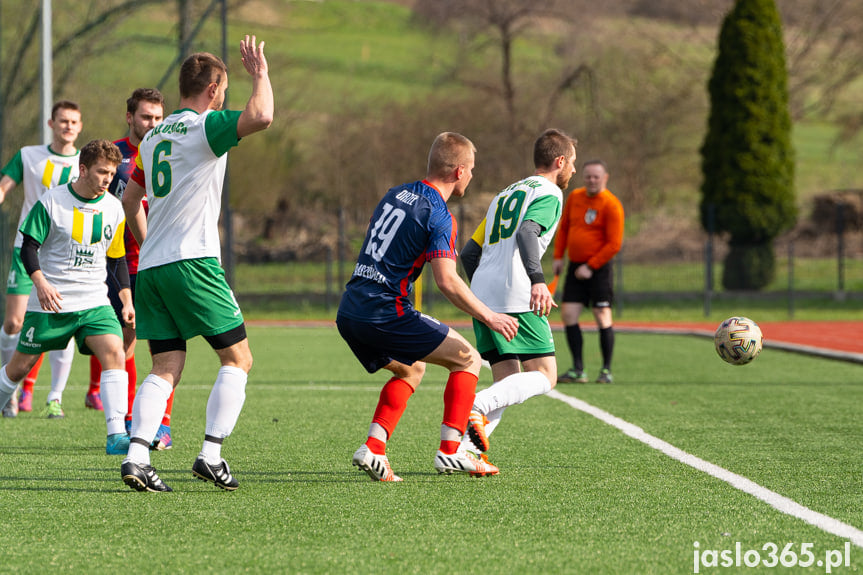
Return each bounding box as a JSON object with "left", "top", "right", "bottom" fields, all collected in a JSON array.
[
  {"left": 473, "top": 311, "right": 556, "bottom": 358},
  {"left": 135, "top": 258, "right": 244, "bottom": 341},
  {"left": 18, "top": 305, "right": 122, "bottom": 355},
  {"left": 6, "top": 248, "right": 33, "bottom": 296}
]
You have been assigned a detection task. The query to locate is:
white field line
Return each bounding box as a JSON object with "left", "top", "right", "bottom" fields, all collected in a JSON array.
[{"left": 547, "top": 389, "right": 863, "bottom": 548}]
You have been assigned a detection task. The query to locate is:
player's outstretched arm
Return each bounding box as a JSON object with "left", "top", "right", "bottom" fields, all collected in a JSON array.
[
  {"left": 430, "top": 257, "right": 518, "bottom": 341},
  {"left": 237, "top": 35, "right": 274, "bottom": 139}
]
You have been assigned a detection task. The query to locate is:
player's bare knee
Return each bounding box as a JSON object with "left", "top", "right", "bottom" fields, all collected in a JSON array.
[
  {"left": 100, "top": 347, "right": 126, "bottom": 370},
  {"left": 2, "top": 318, "right": 23, "bottom": 336},
  {"left": 237, "top": 353, "right": 253, "bottom": 373},
  {"left": 403, "top": 361, "right": 426, "bottom": 382},
  {"left": 220, "top": 348, "right": 252, "bottom": 373},
  {"left": 5, "top": 354, "right": 39, "bottom": 382},
  {"left": 5, "top": 364, "right": 26, "bottom": 382},
  {"left": 458, "top": 346, "right": 482, "bottom": 376}
]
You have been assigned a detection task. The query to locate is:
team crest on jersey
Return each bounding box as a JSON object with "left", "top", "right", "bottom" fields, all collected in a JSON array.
[
  {"left": 584, "top": 209, "right": 598, "bottom": 224},
  {"left": 70, "top": 245, "right": 96, "bottom": 268}
]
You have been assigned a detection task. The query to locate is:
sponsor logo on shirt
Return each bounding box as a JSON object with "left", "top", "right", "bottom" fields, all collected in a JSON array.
[
  {"left": 352, "top": 263, "right": 387, "bottom": 284},
  {"left": 147, "top": 121, "right": 188, "bottom": 140},
  {"left": 395, "top": 190, "right": 419, "bottom": 206}
]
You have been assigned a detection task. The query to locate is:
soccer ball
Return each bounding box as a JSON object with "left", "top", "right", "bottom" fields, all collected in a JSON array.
[{"left": 714, "top": 316, "right": 763, "bottom": 365}]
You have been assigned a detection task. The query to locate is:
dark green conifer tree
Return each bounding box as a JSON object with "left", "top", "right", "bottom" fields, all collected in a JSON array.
[{"left": 700, "top": 0, "right": 796, "bottom": 289}]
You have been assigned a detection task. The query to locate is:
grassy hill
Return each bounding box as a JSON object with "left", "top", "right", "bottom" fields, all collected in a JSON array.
[{"left": 2, "top": 0, "right": 862, "bottom": 236}]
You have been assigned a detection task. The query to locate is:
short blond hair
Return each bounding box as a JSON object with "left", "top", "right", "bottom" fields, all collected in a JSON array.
[{"left": 427, "top": 132, "right": 476, "bottom": 179}]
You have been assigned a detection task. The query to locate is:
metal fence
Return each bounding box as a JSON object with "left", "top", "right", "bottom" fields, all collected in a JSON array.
[
  {"left": 227, "top": 201, "right": 862, "bottom": 319},
  {"left": 1, "top": 201, "right": 859, "bottom": 322}
]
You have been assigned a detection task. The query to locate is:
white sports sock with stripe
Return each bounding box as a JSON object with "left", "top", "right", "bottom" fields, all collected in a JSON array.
[
  {"left": 126, "top": 374, "right": 173, "bottom": 465},
  {"left": 201, "top": 366, "right": 247, "bottom": 464},
  {"left": 100, "top": 369, "right": 128, "bottom": 436}
]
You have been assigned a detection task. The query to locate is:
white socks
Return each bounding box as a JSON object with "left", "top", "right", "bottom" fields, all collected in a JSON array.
[
  {"left": 46, "top": 339, "right": 75, "bottom": 403},
  {"left": 473, "top": 371, "right": 552, "bottom": 415},
  {"left": 1, "top": 330, "right": 74, "bottom": 404},
  {"left": 0, "top": 365, "right": 20, "bottom": 410},
  {"left": 459, "top": 371, "right": 553, "bottom": 452},
  {"left": 100, "top": 369, "right": 128, "bottom": 436},
  {"left": 367, "top": 422, "right": 388, "bottom": 442},
  {"left": 201, "top": 366, "right": 247, "bottom": 464},
  {"left": 0, "top": 327, "right": 19, "bottom": 366},
  {"left": 126, "top": 374, "right": 174, "bottom": 465},
  {"left": 125, "top": 366, "right": 248, "bottom": 466}
]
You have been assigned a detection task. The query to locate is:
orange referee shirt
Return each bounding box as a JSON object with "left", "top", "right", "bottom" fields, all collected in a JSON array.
[{"left": 553, "top": 187, "right": 624, "bottom": 270}]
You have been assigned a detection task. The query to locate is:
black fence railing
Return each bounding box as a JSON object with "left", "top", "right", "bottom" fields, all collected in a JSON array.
[{"left": 1, "top": 201, "right": 859, "bottom": 322}]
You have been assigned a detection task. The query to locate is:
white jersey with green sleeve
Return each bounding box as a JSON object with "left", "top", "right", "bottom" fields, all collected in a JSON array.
[
  {"left": 133, "top": 108, "right": 241, "bottom": 271},
  {"left": 0, "top": 145, "right": 80, "bottom": 248},
  {"left": 19, "top": 184, "right": 126, "bottom": 313},
  {"left": 470, "top": 175, "right": 562, "bottom": 313}
]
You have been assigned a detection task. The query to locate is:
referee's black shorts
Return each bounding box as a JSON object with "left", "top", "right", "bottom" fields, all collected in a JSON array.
[{"left": 562, "top": 261, "right": 614, "bottom": 308}]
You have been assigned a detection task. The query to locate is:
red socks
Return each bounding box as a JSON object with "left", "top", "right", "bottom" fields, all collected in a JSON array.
[
  {"left": 162, "top": 388, "right": 175, "bottom": 427},
  {"left": 364, "top": 372, "right": 477, "bottom": 456},
  {"left": 439, "top": 440, "right": 460, "bottom": 455},
  {"left": 371, "top": 377, "right": 414, "bottom": 441},
  {"left": 88, "top": 355, "right": 101, "bottom": 393},
  {"left": 126, "top": 355, "right": 137, "bottom": 411},
  {"left": 365, "top": 437, "right": 387, "bottom": 455},
  {"left": 439, "top": 371, "right": 478, "bottom": 454},
  {"left": 441, "top": 370, "right": 478, "bottom": 435},
  {"left": 22, "top": 354, "right": 44, "bottom": 393},
  {"left": 366, "top": 377, "right": 414, "bottom": 454}
]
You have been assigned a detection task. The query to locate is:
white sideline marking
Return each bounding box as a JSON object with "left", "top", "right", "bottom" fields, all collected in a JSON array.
[{"left": 548, "top": 389, "right": 863, "bottom": 548}]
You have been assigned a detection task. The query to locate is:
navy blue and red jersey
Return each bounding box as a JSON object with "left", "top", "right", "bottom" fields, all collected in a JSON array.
[
  {"left": 108, "top": 136, "right": 146, "bottom": 275},
  {"left": 338, "top": 180, "right": 458, "bottom": 322}
]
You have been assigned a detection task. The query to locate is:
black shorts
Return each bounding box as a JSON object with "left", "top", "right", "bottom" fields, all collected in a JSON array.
[
  {"left": 562, "top": 261, "right": 614, "bottom": 308},
  {"left": 336, "top": 310, "right": 449, "bottom": 374}
]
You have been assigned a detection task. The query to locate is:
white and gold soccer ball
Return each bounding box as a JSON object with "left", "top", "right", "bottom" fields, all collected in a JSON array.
[{"left": 714, "top": 316, "right": 763, "bottom": 366}]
